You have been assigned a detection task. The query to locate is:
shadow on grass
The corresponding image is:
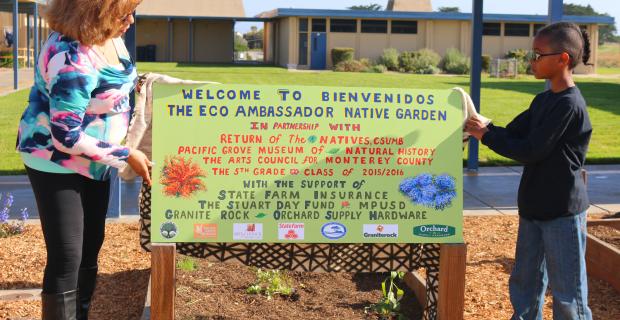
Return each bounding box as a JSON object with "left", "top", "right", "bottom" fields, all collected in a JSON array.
[{"left": 449, "top": 80, "right": 620, "bottom": 117}]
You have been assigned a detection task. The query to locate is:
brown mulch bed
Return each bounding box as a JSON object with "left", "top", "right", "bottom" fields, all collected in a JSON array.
[
  {"left": 175, "top": 260, "right": 422, "bottom": 320},
  {"left": 1, "top": 216, "right": 619, "bottom": 320},
  {"left": 0, "top": 223, "right": 150, "bottom": 320},
  {"left": 588, "top": 225, "right": 620, "bottom": 248}
]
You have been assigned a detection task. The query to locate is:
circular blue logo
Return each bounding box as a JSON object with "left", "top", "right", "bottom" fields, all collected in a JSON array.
[{"left": 321, "top": 222, "right": 347, "bottom": 240}]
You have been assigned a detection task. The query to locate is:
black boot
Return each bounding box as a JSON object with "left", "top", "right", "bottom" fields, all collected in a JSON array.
[
  {"left": 42, "top": 290, "right": 77, "bottom": 320},
  {"left": 76, "top": 266, "right": 98, "bottom": 320}
]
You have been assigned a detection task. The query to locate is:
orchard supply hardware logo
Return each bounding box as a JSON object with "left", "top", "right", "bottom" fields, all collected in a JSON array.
[
  {"left": 413, "top": 224, "right": 456, "bottom": 238},
  {"left": 194, "top": 224, "right": 218, "bottom": 239},
  {"left": 160, "top": 221, "right": 178, "bottom": 239},
  {"left": 233, "top": 223, "right": 263, "bottom": 240},
  {"left": 363, "top": 224, "right": 398, "bottom": 238},
  {"left": 321, "top": 222, "right": 347, "bottom": 240},
  {"left": 278, "top": 223, "right": 304, "bottom": 240}
]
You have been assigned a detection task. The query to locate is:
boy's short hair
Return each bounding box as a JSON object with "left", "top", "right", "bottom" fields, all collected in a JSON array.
[
  {"left": 536, "top": 22, "right": 592, "bottom": 69},
  {"left": 42, "top": 0, "right": 142, "bottom": 46}
]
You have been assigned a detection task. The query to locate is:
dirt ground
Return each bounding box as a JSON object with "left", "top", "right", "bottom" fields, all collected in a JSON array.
[{"left": 1, "top": 215, "right": 618, "bottom": 320}]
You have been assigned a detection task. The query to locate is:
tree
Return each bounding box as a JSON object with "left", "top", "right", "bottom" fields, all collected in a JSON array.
[
  {"left": 564, "top": 3, "right": 618, "bottom": 44},
  {"left": 243, "top": 26, "right": 264, "bottom": 50},
  {"left": 348, "top": 4, "right": 383, "bottom": 11},
  {"left": 438, "top": 7, "right": 460, "bottom": 13},
  {"left": 234, "top": 33, "right": 248, "bottom": 52}
]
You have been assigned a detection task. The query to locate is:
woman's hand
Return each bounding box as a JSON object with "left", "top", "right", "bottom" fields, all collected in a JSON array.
[
  {"left": 465, "top": 116, "right": 490, "bottom": 141},
  {"left": 127, "top": 149, "right": 152, "bottom": 185}
]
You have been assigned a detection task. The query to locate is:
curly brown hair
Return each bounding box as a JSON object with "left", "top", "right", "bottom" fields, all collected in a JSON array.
[{"left": 42, "top": 0, "right": 142, "bottom": 46}]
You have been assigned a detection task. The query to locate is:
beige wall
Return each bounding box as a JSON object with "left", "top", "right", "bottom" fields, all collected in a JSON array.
[
  {"left": 1, "top": 12, "right": 50, "bottom": 61},
  {"left": 137, "top": 0, "right": 245, "bottom": 17},
  {"left": 137, "top": 19, "right": 233, "bottom": 63},
  {"left": 194, "top": 21, "right": 233, "bottom": 63},
  {"left": 278, "top": 17, "right": 602, "bottom": 74},
  {"left": 172, "top": 20, "right": 189, "bottom": 62},
  {"left": 276, "top": 17, "right": 293, "bottom": 67},
  {"left": 431, "top": 20, "right": 462, "bottom": 56},
  {"left": 136, "top": 19, "right": 169, "bottom": 61}
]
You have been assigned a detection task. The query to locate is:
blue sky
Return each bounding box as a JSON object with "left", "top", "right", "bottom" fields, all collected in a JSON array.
[{"left": 236, "top": 0, "right": 619, "bottom": 32}]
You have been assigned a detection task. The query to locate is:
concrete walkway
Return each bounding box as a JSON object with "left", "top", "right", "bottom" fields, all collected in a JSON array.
[
  {"left": 0, "top": 68, "right": 34, "bottom": 96},
  {"left": 1, "top": 165, "right": 618, "bottom": 219}
]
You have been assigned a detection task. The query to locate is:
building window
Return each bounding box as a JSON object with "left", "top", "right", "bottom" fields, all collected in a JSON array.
[
  {"left": 533, "top": 23, "right": 545, "bottom": 35},
  {"left": 361, "top": 20, "right": 388, "bottom": 33},
  {"left": 312, "top": 18, "right": 326, "bottom": 32},
  {"left": 330, "top": 19, "right": 357, "bottom": 33},
  {"left": 483, "top": 23, "right": 501, "bottom": 36},
  {"left": 299, "top": 19, "right": 308, "bottom": 65},
  {"left": 391, "top": 20, "right": 418, "bottom": 34},
  {"left": 504, "top": 23, "right": 530, "bottom": 37},
  {"left": 299, "top": 18, "right": 308, "bottom": 32}
]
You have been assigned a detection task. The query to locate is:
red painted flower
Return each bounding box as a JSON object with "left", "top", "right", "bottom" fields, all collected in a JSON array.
[
  {"left": 290, "top": 169, "right": 300, "bottom": 175},
  {"left": 160, "top": 156, "right": 207, "bottom": 198},
  {"left": 341, "top": 201, "right": 350, "bottom": 208}
]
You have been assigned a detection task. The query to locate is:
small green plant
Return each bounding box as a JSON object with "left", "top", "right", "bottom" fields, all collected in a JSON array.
[
  {"left": 246, "top": 268, "right": 294, "bottom": 300},
  {"left": 331, "top": 47, "right": 355, "bottom": 66},
  {"left": 365, "top": 271, "right": 407, "bottom": 320},
  {"left": 177, "top": 257, "right": 198, "bottom": 272},
  {"left": 439, "top": 48, "right": 470, "bottom": 74},
  {"left": 398, "top": 49, "right": 440, "bottom": 74},
  {"left": 379, "top": 48, "right": 400, "bottom": 71},
  {"left": 334, "top": 59, "right": 366, "bottom": 72}
]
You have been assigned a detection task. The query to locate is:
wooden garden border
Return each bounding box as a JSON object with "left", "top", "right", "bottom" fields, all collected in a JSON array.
[
  {"left": 586, "top": 218, "right": 620, "bottom": 292},
  {"left": 150, "top": 242, "right": 466, "bottom": 320}
]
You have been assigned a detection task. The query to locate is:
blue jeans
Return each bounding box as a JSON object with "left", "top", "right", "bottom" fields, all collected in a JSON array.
[{"left": 510, "top": 212, "right": 592, "bottom": 320}]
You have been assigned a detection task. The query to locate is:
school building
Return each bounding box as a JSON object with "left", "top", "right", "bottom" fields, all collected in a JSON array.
[
  {"left": 1, "top": 0, "right": 615, "bottom": 74},
  {"left": 132, "top": 0, "right": 614, "bottom": 74}
]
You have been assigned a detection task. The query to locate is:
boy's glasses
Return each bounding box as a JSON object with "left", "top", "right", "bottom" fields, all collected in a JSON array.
[{"left": 527, "top": 51, "right": 567, "bottom": 61}]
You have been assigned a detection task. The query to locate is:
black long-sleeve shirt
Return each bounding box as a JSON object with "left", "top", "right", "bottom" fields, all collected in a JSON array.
[{"left": 481, "top": 86, "right": 592, "bottom": 221}]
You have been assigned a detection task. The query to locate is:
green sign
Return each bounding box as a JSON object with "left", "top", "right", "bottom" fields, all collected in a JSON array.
[{"left": 151, "top": 84, "right": 463, "bottom": 243}]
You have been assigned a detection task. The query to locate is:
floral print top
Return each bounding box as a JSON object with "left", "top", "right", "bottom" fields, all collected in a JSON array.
[{"left": 16, "top": 32, "right": 137, "bottom": 180}]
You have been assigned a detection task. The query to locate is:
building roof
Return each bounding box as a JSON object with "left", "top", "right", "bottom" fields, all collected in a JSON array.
[
  {"left": 256, "top": 8, "right": 615, "bottom": 25},
  {"left": 136, "top": 0, "right": 244, "bottom": 18}
]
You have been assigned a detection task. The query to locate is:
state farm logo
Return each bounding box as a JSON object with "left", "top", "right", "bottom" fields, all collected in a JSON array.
[
  {"left": 363, "top": 224, "right": 398, "bottom": 238},
  {"left": 194, "top": 224, "right": 217, "bottom": 240},
  {"left": 278, "top": 223, "right": 304, "bottom": 240},
  {"left": 233, "top": 223, "right": 263, "bottom": 240}
]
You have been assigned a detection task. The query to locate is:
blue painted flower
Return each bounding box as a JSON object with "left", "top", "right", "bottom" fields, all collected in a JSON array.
[
  {"left": 399, "top": 177, "right": 417, "bottom": 193},
  {"left": 0, "top": 207, "right": 9, "bottom": 223},
  {"left": 435, "top": 174, "right": 455, "bottom": 191},
  {"left": 399, "top": 174, "right": 457, "bottom": 211}
]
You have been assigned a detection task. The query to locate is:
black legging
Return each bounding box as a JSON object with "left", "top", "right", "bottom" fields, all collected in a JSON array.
[{"left": 26, "top": 166, "right": 109, "bottom": 294}]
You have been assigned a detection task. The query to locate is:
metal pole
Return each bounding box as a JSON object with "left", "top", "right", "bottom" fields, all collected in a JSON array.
[
  {"left": 168, "top": 17, "right": 172, "bottom": 62},
  {"left": 467, "top": 0, "right": 483, "bottom": 171},
  {"left": 189, "top": 18, "right": 193, "bottom": 62},
  {"left": 125, "top": 12, "right": 137, "bottom": 62},
  {"left": 546, "top": 0, "right": 563, "bottom": 89},
  {"left": 26, "top": 14, "right": 30, "bottom": 68},
  {"left": 34, "top": 3, "right": 38, "bottom": 76},
  {"left": 13, "top": 0, "right": 19, "bottom": 90}
]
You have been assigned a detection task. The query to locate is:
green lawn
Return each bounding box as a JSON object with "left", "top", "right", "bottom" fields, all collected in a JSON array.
[
  {"left": 597, "top": 67, "right": 620, "bottom": 75},
  {"left": 1, "top": 63, "right": 619, "bottom": 175}
]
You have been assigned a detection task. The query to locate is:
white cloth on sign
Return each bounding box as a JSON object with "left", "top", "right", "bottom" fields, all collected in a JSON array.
[
  {"left": 119, "top": 73, "right": 220, "bottom": 180},
  {"left": 452, "top": 87, "right": 491, "bottom": 148}
]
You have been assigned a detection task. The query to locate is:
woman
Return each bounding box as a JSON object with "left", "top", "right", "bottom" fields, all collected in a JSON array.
[{"left": 15, "top": 0, "right": 149, "bottom": 319}]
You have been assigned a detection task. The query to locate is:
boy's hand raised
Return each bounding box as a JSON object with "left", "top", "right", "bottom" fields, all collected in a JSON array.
[{"left": 465, "top": 117, "right": 489, "bottom": 141}]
